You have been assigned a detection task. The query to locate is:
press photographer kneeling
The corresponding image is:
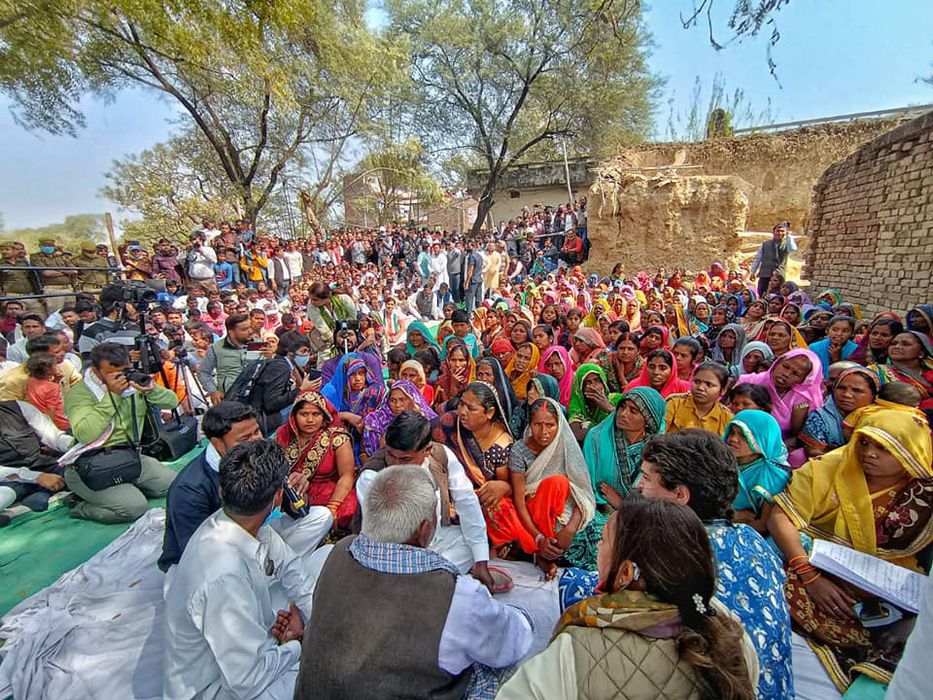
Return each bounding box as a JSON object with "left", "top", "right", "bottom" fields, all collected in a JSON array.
[{"left": 62, "top": 342, "right": 179, "bottom": 523}]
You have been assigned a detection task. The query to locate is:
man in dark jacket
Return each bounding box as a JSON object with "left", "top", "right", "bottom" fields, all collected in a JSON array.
[{"left": 159, "top": 401, "right": 332, "bottom": 572}]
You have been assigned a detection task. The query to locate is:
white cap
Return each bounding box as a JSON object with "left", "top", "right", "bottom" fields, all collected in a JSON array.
[{"left": 378, "top": 226, "right": 386, "bottom": 232}]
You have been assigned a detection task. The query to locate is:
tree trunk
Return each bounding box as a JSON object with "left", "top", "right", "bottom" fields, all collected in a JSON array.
[{"left": 470, "top": 172, "right": 499, "bottom": 237}]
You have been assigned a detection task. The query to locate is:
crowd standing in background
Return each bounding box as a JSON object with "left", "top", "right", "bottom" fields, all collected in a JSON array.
[{"left": 1, "top": 201, "right": 933, "bottom": 700}]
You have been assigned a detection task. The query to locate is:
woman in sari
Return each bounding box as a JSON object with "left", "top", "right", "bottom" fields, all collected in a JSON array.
[
  {"left": 510, "top": 374, "right": 562, "bottom": 438},
  {"left": 505, "top": 342, "right": 540, "bottom": 400},
  {"left": 848, "top": 317, "right": 903, "bottom": 366},
  {"left": 763, "top": 318, "right": 803, "bottom": 357},
  {"left": 768, "top": 410, "right": 933, "bottom": 695},
  {"left": 489, "top": 336, "right": 516, "bottom": 369},
  {"left": 476, "top": 357, "right": 519, "bottom": 428},
  {"left": 433, "top": 341, "right": 476, "bottom": 410},
  {"left": 321, "top": 355, "right": 386, "bottom": 460},
  {"left": 405, "top": 320, "right": 440, "bottom": 358},
  {"left": 739, "top": 340, "right": 774, "bottom": 375},
  {"left": 638, "top": 324, "right": 670, "bottom": 355},
  {"left": 508, "top": 320, "right": 533, "bottom": 349},
  {"left": 567, "top": 363, "right": 621, "bottom": 444},
  {"left": 568, "top": 327, "right": 606, "bottom": 368},
  {"left": 276, "top": 391, "right": 357, "bottom": 531},
  {"left": 432, "top": 381, "right": 514, "bottom": 519},
  {"left": 705, "top": 305, "right": 734, "bottom": 342},
  {"left": 737, "top": 348, "right": 825, "bottom": 451},
  {"left": 809, "top": 316, "right": 858, "bottom": 378},
  {"left": 361, "top": 379, "right": 438, "bottom": 461},
  {"left": 709, "top": 322, "right": 747, "bottom": 382},
  {"left": 565, "top": 386, "right": 667, "bottom": 570},
  {"left": 582, "top": 298, "right": 613, "bottom": 329},
  {"left": 399, "top": 358, "right": 434, "bottom": 404},
  {"left": 487, "top": 398, "right": 597, "bottom": 579},
  {"left": 625, "top": 348, "right": 692, "bottom": 398},
  {"left": 539, "top": 345, "right": 574, "bottom": 404},
  {"left": 905, "top": 304, "right": 932, "bottom": 342},
  {"left": 800, "top": 366, "right": 879, "bottom": 460},
  {"left": 595, "top": 331, "right": 643, "bottom": 393},
  {"left": 868, "top": 331, "right": 933, "bottom": 412},
  {"left": 742, "top": 299, "right": 769, "bottom": 340},
  {"left": 724, "top": 410, "right": 791, "bottom": 534}
]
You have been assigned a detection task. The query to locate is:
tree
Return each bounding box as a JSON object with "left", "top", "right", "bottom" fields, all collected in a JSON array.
[
  {"left": 388, "top": 0, "right": 656, "bottom": 234},
  {"left": 0, "top": 1, "right": 405, "bottom": 224},
  {"left": 350, "top": 138, "right": 445, "bottom": 226},
  {"left": 679, "top": 0, "right": 792, "bottom": 77},
  {"left": 0, "top": 214, "right": 106, "bottom": 251}
]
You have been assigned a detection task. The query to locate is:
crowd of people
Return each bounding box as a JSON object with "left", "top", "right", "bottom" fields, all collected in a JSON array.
[{"left": 1, "top": 208, "right": 932, "bottom": 700}]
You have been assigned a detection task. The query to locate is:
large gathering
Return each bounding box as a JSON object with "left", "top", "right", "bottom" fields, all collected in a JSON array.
[
  {"left": 2, "top": 1, "right": 933, "bottom": 699},
  {"left": 1, "top": 207, "right": 932, "bottom": 699}
]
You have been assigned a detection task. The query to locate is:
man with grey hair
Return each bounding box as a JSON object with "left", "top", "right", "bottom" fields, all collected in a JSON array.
[{"left": 296, "top": 465, "right": 534, "bottom": 700}]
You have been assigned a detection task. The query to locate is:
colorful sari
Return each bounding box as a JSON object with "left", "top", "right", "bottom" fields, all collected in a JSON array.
[
  {"left": 539, "top": 345, "right": 574, "bottom": 404},
  {"left": 709, "top": 322, "right": 747, "bottom": 380},
  {"left": 774, "top": 410, "right": 933, "bottom": 691},
  {"left": 505, "top": 343, "right": 540, "bottom": 400},
  {"left": 567, "top": 363, "right": 621, "bottom": 429},
  {"left": 725, "top": 410, "right": 791, "bottom": 516},
  {"left": 431, "top": 411, "right": 513, "bottom": 489},
  {"left": 595, "top": 349, "right": 643, "bottom": 394},
  {"left": 565, "top": 387, "right": 667, "bottom": 570},
  {"left": 800, "top": 367, "right": 881, "bottom": 456},
  {"left": 434, "top": 343, "right": 476, "bottom": 408},
  {"left": 568, "top": 328, "right": 606, "bottom": 368},
  {"left": 625, "top": 348, "right": 692, "bottom": 398},
  {"left": 736, "top": 348, "right": 825, "bottom": 436},
  {"left": 361, "top": 380, "right": 438, "bottom": 458},
  {"left": 486, "top": 398, "right": 596, "bottom": 554},
  {"left": 868, "top": 332, "right": 933, "bottom": 410},
  {"left": 583, "top": 298, "right": 613, "bottom": 328},
  {"left": 321, "top": 355, "right": 386, "bottom": 418},
  {"left": 275, "top": 391, "right": 356, "bottom": 529},
  {"left": 509, "top": 375, "right": 561, "bottom": 438},
  {"left": 405, "top": 320, "right": 440, "bottom": 356}
]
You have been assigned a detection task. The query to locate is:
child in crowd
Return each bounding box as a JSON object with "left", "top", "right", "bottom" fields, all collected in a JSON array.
[{"left": 26, "top": 352, "right": 70, "bottom": 431}]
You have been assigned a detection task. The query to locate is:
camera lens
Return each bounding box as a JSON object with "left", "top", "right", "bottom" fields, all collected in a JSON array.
[{"left": 123, "top": 369, "right": 152, "bottom": 386}]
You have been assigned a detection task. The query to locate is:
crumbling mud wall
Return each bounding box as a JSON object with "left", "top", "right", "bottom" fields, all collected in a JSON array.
[
  {"left": 587, "top": 172, "right": 750, "bottom": 274},
  {"left": 805, "top": 111, "right": 933, "bottom": 317},
  {"left": 609, "top": 119, "right": 903, "bottom": 232}
]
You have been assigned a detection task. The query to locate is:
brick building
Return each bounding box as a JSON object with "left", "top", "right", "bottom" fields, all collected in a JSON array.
[{"left": 805, "top": 110, "right": 933, "bottom": 317}]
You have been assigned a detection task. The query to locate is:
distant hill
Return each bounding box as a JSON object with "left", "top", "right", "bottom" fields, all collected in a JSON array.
[{"left": 0, "top": 214, "right": 107, "bottom": 253}]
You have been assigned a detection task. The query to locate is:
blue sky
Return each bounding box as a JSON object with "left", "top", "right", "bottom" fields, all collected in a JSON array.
[{"left": 1, "top": 0, "right": 931, "bottom": 230}]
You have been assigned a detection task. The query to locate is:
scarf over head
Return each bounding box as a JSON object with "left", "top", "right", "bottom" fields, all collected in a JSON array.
[
  {"left": 539, "top": 345, "right": 574, "bottom": 404},
  {"left": 625, "top": 348, "right": 692, "bottom": 398},
  {"left": 321, "top": 353, "right": 386, "bottom": 416},
  {"left": 725, "top": 410, "right": 791, "bottom": 515},
  {"left": 736, "top": 348, "right": 825, "bottom": 433},
  {"left": 568, "top": 363, "right": 620, "bottom": 427},
  {"left": 405, "top": 320, "right": 440, "bottom": 356},
  {"left": 362, "top": 379, "right": 438, "bottom": 457}
]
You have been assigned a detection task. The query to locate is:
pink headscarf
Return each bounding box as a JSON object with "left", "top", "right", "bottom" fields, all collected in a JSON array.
[
  {"left": 539, "top": 345, "right": 574, "bottom": 404},
  {"left": 736, "top": 348, "right": 825, "bottom": 436}
]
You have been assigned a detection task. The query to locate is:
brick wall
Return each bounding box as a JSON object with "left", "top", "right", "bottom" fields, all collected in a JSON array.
[{"left": 804, "top": 111, "right": 933, "bottom": 317}]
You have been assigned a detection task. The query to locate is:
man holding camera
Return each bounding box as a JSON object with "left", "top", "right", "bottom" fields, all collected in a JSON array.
[
  {"left": 197, "top": 313, "right": 269, "bottom": 404},
  {"left": 62, "top": 342, "right": 179, "bottom": 523}
]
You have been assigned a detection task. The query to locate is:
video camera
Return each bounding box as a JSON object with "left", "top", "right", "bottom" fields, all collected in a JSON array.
[{"left": 99, "top": 281, "right": 166, "bottom": 376}]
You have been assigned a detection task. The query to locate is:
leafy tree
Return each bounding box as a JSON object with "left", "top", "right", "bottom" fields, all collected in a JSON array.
[
  {"left": 387, "top": 0, "right": 656, "bottom": 234},
  {"left": 0, "top": 0, "right": 405, "bottom": 223},
  {"left": 350, "top": 138, "right": 445, "bottom": 226}
]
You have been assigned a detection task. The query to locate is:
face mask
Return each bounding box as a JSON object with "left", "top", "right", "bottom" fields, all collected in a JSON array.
[
  {"left": 293, "top": 354, "right": 310, "bottom": 368},
  {"left": 261, "top": 505, "right": 283, "bottom": 529},
  {"left": 40, "top": 246, "right": 55, "bottom": 255}
]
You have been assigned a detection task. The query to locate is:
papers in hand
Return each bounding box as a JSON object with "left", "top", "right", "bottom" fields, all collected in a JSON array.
[{"left": 809, "top": 540, "right": 926, "bottom": 614}]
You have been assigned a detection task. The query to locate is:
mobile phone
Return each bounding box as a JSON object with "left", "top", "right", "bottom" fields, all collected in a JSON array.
[{"left": 306, "top": 369, "right": 322, "bottom": 381}]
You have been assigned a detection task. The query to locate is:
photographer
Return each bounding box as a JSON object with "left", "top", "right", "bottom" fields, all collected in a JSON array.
[
  {"left": 76, "top": 284, "right": 142, "bottom": 366},
  {"left": 62, "top": 342, "right": 179, "bottom": 523},
  {"left": 243, "top": 331, "right": 320, "bottom": 434},
  {"left": 198, "top": 313, "right": 270, "bottom": 404},
  {"left": 185, "top": 232, "right": 217, "bottom": 292}
]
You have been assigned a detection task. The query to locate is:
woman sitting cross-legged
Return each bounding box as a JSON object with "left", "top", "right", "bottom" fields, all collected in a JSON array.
[
  {"left": 768, "top": 409, "right": 933, "bottom": 697},
  {"left": 499, "top": 497, "right": 758, "bottom": 700},
  {"left": 485, "top": 398, "right": 597, "bottom": 580}
]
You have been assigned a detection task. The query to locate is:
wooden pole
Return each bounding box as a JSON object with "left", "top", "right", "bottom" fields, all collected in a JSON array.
[{"left": 104, "top": 213, "right": 119, "bottom": 254}]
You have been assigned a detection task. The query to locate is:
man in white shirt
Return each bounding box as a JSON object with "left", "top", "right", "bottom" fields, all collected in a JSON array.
[
  {"left": 356, "top": 411, "right": 494, "bottom": 589},
  {"left": 297, "top": 465, "right": 533, "bottom": 699},
  {"left": 163, "top": 440, "right": 326, "bottom": 700},
  {"left": 427, "top": 243, "right": 449, "bottom": 289},
  {"left": 282, "top": 242, "right": 304, "bottom": 281}
]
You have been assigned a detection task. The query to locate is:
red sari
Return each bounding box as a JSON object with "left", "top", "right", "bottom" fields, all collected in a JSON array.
[{"left": 275, "top": 392, "right": 357, "bottom": 529}]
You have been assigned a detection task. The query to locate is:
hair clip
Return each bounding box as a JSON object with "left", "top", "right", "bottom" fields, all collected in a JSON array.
[{"left": 692, "top": 593, "right": 707, "bottom": 616}]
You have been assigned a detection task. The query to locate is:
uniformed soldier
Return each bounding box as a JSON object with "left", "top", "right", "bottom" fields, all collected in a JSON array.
[
  {"left": 0, "top": 241, "right": 44, "bottom": 314},
  {"left": 73, "top": 242, "right": 112, "bottom": 290},
  {"left": 31, "top": 238, "right": 77, "bottom": 313}
]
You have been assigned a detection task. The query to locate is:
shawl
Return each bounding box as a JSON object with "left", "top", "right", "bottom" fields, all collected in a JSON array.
[
  {"left": 362, "top": 379, "right": 438, "bottom": 457},
  {"left": 742, "top": 301, "right": 769, "bottom": 340},
  {"left": 709, "top": 323, "right": 748, "bottom": 380},
  {"left": 817, "top": 288, "right": 843, "bottom": 307},
  {"left": 539, "top": 345, "right": 574, "bottom": 404},
  {"left": 477, "top": 357, "right": 519, "bottom": 423},
  {"left": 736, "top": 348, "right": 825, "bottom": 433},
  {"left": 436, "top": 344, "right": 476, "bottom": 402},
  {"left": 583, "top": 299, "right": 613, "bottom": 328},
  {"left": 640, "top": 325, "right": 671, "bottom": 353},
  {"left": 809, "top": 337, "right": 858, "bottom": 378},
  {"left": 774, "top": 410, "right": 933, "bottom": 558},
  {"left": 521, "top": 397, "right": 596, "bottom": 528},
  {"left": 568, "top": 363, "right": 621, "bottom": 427},
  {"left": 738, "top": 341, "right": 774, "bottom": 375},
  {"left": 687, "top": 298, "right": 711, "bottom": 335},
  {"left": 726, "top": 293, "right": 746, "bottom": 317},
  {"left": 400, "top": 359, "right": 428, "bottom": 388},
  {"left": 555, "top": 589, "right": 683, "bottom": 641},
  {"left": 726, "top": 410, "right": 791, "bottom": 515},
  {"left": 583, "top": 386, "right": 667, "bottom": 504},
  {"left": 505, "top": 343, "right": 540, "bottom": 400},
  {"left": 625, "top": 348, "right": 692, "bottom": 398},
  {"left": 405, "top": 320, "right": 440, "bottom": 356},
  {"left": 906, "top": 304, "right": 933, "bottom": 342},
  {"left": 570, "top": 327, "right": 607, "bottom": 368},
  {"left": 321, "top": 354, "right": 387, "bottom": 416}
]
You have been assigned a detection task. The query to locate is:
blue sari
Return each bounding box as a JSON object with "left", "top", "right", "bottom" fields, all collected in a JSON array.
[
  {"left": 808, "top": 337, "right": 858, "bottom": 378},
  {"left": 725, "top": 410, "right": 791, "bottom": 515}
]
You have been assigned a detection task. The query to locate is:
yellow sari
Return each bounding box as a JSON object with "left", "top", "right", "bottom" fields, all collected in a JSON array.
[{"left": 505, "top": 344, "right": 540, "bottom": 400}]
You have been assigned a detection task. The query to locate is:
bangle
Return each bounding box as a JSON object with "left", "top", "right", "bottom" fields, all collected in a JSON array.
[
  {"left": 800, "top": 571, "right": 822, "bottom": 586},
  {"left": 534, "top": 533, "right": 546, "bottom": 550},
  {"left": 788, "top": 554, "right": 809, "bottom": 567}
]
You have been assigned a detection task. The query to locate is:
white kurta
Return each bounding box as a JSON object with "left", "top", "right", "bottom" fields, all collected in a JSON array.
[{"left": 162, "top": 510, "right": 316, "bottom": 700}]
